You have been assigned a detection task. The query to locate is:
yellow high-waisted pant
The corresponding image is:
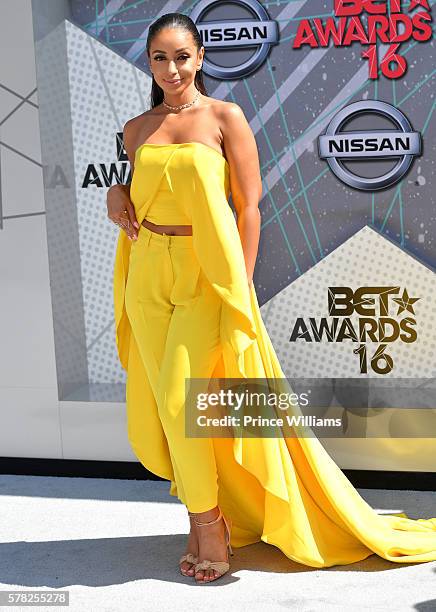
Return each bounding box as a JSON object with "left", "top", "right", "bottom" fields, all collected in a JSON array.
[{"left": 124, "top": 224, "right": 224, "bottom": 512}]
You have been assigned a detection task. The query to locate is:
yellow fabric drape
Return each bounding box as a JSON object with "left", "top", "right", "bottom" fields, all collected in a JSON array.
[{"left": 113, "top": 142, "right": 436, "bottom": 568}]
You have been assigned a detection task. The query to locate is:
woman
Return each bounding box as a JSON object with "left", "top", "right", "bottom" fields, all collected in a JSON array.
[{"left": 107, "top": 13, "right": 436, "bottom": 584}]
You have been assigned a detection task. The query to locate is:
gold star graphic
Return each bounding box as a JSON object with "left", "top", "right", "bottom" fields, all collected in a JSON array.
[{"left": 392, "top": 289, "right": 420, "bottom": 315}]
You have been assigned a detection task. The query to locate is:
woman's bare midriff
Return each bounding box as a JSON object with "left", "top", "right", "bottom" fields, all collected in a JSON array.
[{"left": 141, "top": 217, "right": 193, "bottom": 235}]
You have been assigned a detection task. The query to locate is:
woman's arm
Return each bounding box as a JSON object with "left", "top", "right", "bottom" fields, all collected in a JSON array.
[
  {"left": 106, "top": 119, "right": 139, "bottom": 240},
  {"left": 220, "top": 103, "right": 263, "bottom": 286}
]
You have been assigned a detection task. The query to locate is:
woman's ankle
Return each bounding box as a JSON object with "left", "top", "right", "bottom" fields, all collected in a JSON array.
[{"left": 191, "top": 505, "right": 220, "bottom": 523}]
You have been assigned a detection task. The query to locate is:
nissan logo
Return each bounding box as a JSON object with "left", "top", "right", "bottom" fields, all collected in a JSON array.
[
  {"left": 318, "top": 100, "right": 422, "bottom": 191},
  {"left": 190, "top": 0, "right": 279, "bottom": 79}
]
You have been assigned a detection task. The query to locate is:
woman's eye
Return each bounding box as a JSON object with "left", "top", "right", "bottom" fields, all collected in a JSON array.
[{"left": 153, "top": 55, "right": 189, "bottom": 61}]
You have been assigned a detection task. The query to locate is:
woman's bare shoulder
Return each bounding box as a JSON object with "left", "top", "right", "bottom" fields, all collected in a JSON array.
[
  {"left": 206, "top": 98, "right": 245, "bottom": 130},
  {"left": 202, "top": 96, "right": 237, "bottom": 113},
  {"left": 216, "top": 99, "right": 244, "bottom": 117},
  {"left": 123, "top": 109, "right": 161, "bottom": 149},
  {"left": 201, "top": 97, "right": 244, "bottom": 134},
  {"left": 124, "top": 108, "right": 158, "bottom": 131}
]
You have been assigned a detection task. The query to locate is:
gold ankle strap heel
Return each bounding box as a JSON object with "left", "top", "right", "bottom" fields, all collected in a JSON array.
[{"left": 192, "top": 507, "right": 233, "bottom": 582}]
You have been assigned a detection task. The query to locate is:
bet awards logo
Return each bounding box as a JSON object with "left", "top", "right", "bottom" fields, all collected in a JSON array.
[{"left": 290, "top": 286, "right": 421, "bottom": 374}]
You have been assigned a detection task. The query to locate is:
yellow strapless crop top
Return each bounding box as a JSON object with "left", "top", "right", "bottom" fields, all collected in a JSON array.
[{"left": 143, "top": 170, "right": 192, "bottom": 225}]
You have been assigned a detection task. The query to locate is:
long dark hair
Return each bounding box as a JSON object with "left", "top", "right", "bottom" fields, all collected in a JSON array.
[{"left": 146, "top": 13, "right": 208, "bottom": 109}]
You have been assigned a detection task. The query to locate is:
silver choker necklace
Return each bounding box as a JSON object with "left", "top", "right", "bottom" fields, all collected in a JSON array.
[{"left": 163, "top": 89, "right": 201, "bottom": 111}]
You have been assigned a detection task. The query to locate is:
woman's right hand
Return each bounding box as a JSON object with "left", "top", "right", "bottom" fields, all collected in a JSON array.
[{"left": 107, "top": 184, "right": 139, "bottom": 241}]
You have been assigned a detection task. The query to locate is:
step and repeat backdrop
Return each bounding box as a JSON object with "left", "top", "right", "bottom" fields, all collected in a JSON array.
[{"left": 1, "top": 0, "right": 434, "bottom": 466}]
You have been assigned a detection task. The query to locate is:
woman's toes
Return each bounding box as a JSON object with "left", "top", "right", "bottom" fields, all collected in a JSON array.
[{"left": 181, "top": 560, "right": 195, "bottom": 575}]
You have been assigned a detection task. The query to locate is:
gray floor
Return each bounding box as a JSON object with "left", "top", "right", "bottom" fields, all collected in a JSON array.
[{"left": 0, "top": 475, "right": 435, "bottom": 612}]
